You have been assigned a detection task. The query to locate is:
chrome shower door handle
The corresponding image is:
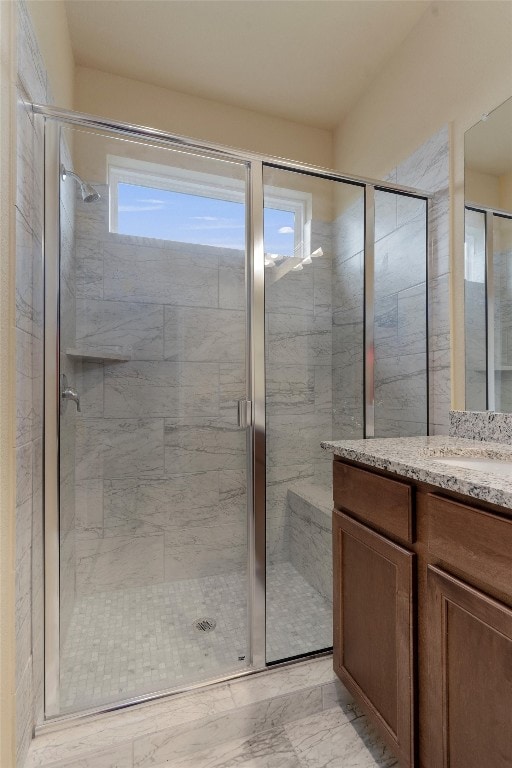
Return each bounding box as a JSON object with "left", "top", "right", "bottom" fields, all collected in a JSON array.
[
  {"left": 61, "top": 374, "right": 81, "bottom": 412},
  {"left": 237, "top": 399, "right": 252, "bottom": 429}
]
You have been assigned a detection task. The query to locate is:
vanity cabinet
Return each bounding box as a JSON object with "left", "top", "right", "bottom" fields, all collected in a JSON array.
[
  {"left": 332, "top": 458, "right": 512, "bottom": 768},
  {"left": 427, "top": 565, "right": 512, "bottom": 768},
  {"left": 333, "top": 511, "right": 415, "bottom": 767}
]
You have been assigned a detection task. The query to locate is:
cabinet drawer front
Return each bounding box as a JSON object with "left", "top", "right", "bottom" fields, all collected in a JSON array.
[
  {"left": 333, "top": 460, "right": 413, "bottom": 543},
  {"left": 427, "top": 494, "right": 512, "bottom": 598}
]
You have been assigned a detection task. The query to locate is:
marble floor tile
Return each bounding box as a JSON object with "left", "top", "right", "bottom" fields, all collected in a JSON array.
[
  {"left": 229, "top": 658, "right": 336, "bottom": 707},
  {"left": 166, "top": 727, "right": 299, "bottom": 768},
  {"left": 25, "top": 687, "right": 236, "bottom": 767},
  {"left": 133, "top": 687, "right": 323, "bottom": 767},
  {"left": 149, "top": 705, "right": 399, "bottom": 768},
  {"left": 28, "top": 662, "right": 395, "bottom": 768},
  {"left": 285, "top": 706, "right": 399, "bottom": 768}
]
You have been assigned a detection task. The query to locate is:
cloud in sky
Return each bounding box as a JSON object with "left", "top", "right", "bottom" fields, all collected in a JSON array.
[
  {"left": 278, "top": 226, "right": 294, "bottom": 234},
  {"left": 119, "top": 204, "right": 165, "bottom": 212},
  {"left": 184, "top": 217, "right": 245, "bottom": 231}
]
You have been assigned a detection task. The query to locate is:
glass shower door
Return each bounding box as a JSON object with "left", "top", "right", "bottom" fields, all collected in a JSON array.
[
  {"left": 492, "top": 213, "right": 512, "bottom": 411},
  {"left": 55, "top": 124, "right": 251, "bottom": 714},
  {"left": 464, "top": 207, "right": 487, "bottom": 410},
  {"left": 262, "top": 165, "right": 365, "bottom": 662}
]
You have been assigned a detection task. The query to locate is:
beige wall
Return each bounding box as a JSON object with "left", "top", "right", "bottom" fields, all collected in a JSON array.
[
  {"left": 1, "top": 3, "right": 75, "bottom": 765},
  {"left": 499, "top": 170, "right": 512, "bottom": 212},
  {"left": 334, "top": 2, "right": 512, "bottom": 180},
  {"left": 465, "top": 167, "right": 501, "bottom": 209},
  {"left": 25, "top": 0, "right": 74, "bottom": 108},
  {"left": 334, "top": 0, "right": 512, "bottom": 409},
  {"left": 465, "top": 167, "right": 512, "bottom": 211},
  {"left": 75, "top": 66, "right": 333, "bottom": 168}
]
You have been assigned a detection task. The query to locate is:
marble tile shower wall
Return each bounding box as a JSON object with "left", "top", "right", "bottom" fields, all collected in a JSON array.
[
  {"left": 265, "top": 219, "right": 333, "bottom": 557},
  {"left": 73, "top": 191, "right": 249, "bottom": 591},
  {"left": 397, "top": 126, "right": 451, "bottom": 434},
  {"left": 372, "top": 190, "right": 428, "bottom": 436},
  {"left": 331, "top": 194, "right": 365, "bottom": 439},
  {"left": 14, "top": 2, "right": 48, "bottom": 762},
  {"left": 332, "top": 127, "right": 450, "bottom": 437}
]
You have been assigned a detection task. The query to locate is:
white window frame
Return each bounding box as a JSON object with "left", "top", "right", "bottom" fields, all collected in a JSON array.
[{"left": 107, "top": 155, "right": 312, "bottom": 258}]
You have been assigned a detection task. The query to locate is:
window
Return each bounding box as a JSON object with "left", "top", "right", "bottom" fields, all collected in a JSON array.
[
  {"left": 108, "top": 156, "right": 311, "bottom": 258},
  {"left": 116, "top": 182, "right": 246, "bottom": 249}
]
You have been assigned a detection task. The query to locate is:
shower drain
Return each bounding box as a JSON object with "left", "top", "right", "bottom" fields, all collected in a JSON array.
[{"left": 194, "top": 617, "right": 217, "bottom": 632}]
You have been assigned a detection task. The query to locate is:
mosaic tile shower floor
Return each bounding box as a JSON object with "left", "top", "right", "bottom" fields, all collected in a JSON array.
[{"left": 60, "top": 561, "right": 333, "bottom": 711}]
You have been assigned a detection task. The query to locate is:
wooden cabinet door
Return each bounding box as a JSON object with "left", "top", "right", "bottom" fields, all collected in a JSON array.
[
  {"left": 427, "top": 565, "right": 512, "bottom": 768},
  {"left": 333, "top": 510, "right": 415, "bottom": 767}
]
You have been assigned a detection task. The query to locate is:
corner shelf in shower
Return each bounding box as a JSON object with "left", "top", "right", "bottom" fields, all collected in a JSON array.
[
  {"left": 65, "top": 347, "right": 132, "bottom": 363},
  {"left": 475, "top": 365, "right": 512, "bottom": 372}
]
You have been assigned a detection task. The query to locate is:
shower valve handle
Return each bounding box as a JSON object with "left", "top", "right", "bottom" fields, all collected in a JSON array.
[
  {"left": 61, "top": 374, "right": 81, "bottom": 412},
  {"left": 62, "top": 386, "right": 81, "bottom": 412}
]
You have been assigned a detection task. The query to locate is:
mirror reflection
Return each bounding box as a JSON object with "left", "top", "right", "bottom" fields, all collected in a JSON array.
[{"left": 464, "top": 96, "right": 512, "bottom": 411}]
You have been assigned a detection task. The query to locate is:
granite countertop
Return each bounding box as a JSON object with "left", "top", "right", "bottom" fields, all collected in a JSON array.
[{"left": 321, "top": 435, "right": 512, "bottom": 510}]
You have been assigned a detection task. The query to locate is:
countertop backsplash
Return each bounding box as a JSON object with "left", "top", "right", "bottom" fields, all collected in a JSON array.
[{"left": 450, "top": 410, "right": 512, "bottom": 444}]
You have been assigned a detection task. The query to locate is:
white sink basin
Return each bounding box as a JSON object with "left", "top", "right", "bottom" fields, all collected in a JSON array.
[{"left": 432, "top": 455, "right": 512, "bottom": 480}]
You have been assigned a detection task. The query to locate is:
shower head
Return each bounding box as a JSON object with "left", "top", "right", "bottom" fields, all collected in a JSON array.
[{"left": 61, "top": 164, "right": 101, "bottom": 203}]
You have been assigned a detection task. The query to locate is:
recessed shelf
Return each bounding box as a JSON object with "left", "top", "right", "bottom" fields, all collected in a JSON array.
[
  {"left": 65, "top": 347, "right": 131, "bottom": 363},
  {"left": 475, "top": 366, "right": 512, "bottom": 373}
]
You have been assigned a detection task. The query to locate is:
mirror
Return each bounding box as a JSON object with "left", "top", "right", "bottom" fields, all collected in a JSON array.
[{"left": 464, "top": 96, "right": 512, "bottom": 411}]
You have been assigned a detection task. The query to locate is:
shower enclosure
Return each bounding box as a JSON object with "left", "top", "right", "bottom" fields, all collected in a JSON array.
[{"left": 37, "top": 105, "right": 429, "bottom": 720}]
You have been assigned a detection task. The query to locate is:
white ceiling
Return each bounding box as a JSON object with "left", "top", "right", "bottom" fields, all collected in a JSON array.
[{"left": 65, "top": 0, "right": 429, "bottom": 130}]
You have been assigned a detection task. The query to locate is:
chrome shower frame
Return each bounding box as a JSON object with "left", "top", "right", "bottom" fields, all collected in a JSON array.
[
  {"left": 35, "top": 103, "right": 432, "bottom": 728},
  {"left": 465, "top": 202, "right": 512, "bottom": 411}
]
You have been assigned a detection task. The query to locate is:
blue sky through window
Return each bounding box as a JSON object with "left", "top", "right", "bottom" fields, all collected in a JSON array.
[
  {"left": 264, "top": 208, "right": 295, "bottom": 257},
  {"left": 117, "top": 182, "right": 295, "bottom": 255}
]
